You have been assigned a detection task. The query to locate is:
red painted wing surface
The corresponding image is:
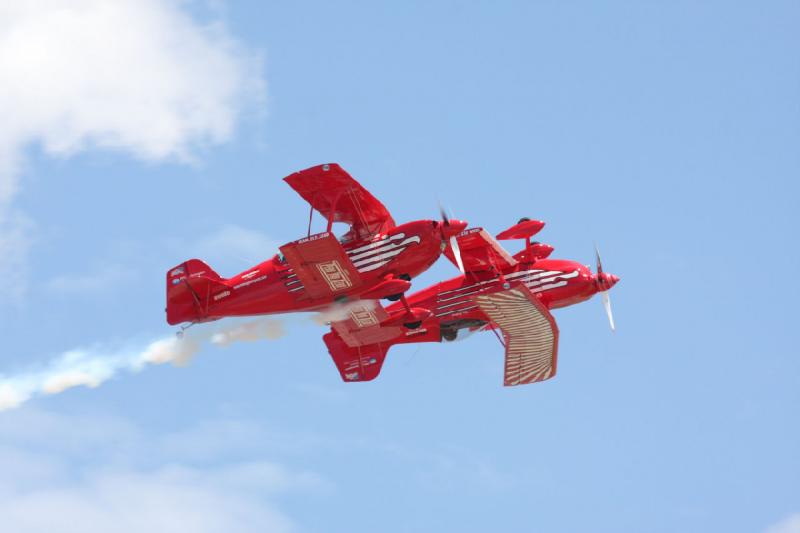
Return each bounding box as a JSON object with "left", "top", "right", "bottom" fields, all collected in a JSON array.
[
  {"left": 443, "top": 227, "right": 517, "bottom": 273},
  {"left": 284, "top": 163, "right": 395, "bottom": 241},
  {"left": 279, "top": 233, "right": 362, "bottom": 300}
]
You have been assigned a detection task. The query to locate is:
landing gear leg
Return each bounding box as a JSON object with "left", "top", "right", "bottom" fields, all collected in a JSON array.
[{"left": 400, "top": 294, "right": 422, "bottom": 329}]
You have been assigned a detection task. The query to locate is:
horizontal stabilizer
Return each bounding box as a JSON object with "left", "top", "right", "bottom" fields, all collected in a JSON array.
[{"left": 324, "top": 330, "right": 390, "bottom": 382}]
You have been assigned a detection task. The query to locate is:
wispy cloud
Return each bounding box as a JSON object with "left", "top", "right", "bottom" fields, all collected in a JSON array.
[
  {"left": 0, "top": 409, "right": 325, "bottom": 533},
  {"left": 188, "top": 224, "right": 280, "bottom": 275},
  {"left": 45, "top": 264, "right": 138, "bottom": 294},
  {"left": 765, "top": 514, "right": 800, "bottom": 533},
  {"left": 0, "top": 211, "right": 33, "bottom": 301},
  {"left": 38, "top": 223, "right": 278, "bottom": 300}
]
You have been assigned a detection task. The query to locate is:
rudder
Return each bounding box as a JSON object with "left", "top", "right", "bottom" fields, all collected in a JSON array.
[{"left": 166, "top": 259, "right": 227, "bottom": 325}]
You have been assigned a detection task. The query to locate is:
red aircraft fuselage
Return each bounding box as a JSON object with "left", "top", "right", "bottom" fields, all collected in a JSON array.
[
  {"left": 166, "top": 219, "right": 462, "bottom": 325},
  {"left": 382, "top": 256, "right": 619, "bottom": 345},
  {"left": 166, "top": 162, "right": 470, "bottom": 327}
]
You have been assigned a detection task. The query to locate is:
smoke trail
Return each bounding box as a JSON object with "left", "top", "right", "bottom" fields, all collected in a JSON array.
[
  {"left": 211, "top": 319, "right": 284, "bottom": 347},
  {"left": 311, "top": 299, "right": 378, "bottom": 325},
  {"left": 0, "top": 317, "right": 284, "bottom": 411}
]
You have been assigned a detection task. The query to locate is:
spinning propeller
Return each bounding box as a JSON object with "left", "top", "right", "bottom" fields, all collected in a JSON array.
[
  {"left": 438, "top": 204, "right": 467, "bottom": 274},
  {"left": 594, "top": 244, "right": 620, "bottom": 332}
]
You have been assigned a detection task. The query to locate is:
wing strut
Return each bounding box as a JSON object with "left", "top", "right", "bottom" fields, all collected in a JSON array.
[
  {"left": 489, "top": 325, "right": 506, "bottom": 348},
  {"left": 326, "top": 191, "right": 343, "bottom": 233}
]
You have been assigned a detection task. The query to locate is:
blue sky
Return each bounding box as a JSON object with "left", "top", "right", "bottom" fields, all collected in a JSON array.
[{"left": 0, "top": 1, "right": 798, "bottom": 532}]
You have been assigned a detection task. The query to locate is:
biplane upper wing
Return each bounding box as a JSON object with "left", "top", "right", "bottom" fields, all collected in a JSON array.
[
  {"left": 475, "top": 284, "right": 559, "bottom": 386},
  {"left": 443, "top": 227, "right": 517, "bottom": 273},
  {"left": 284, "top": 163, "right": 395, "bottom": 241}
]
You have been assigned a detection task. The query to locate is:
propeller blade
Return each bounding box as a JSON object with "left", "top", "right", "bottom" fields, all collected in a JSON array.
[
  {"left": 601, "top": 290, "right": 615, "bottom": 332},
  {"left": 594, "top": 243, "right": 604, "bottom": 274},
  {"left": 438, "top": 202, "right": 450, "bottom": 227},
  {"left": 450, "top": 235, "right": 465, "bottom": 275}
]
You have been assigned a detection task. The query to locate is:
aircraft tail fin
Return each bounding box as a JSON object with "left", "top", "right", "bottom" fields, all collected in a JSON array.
[{"left": 166, "top": 259, "right": 227, "bottom": 325}]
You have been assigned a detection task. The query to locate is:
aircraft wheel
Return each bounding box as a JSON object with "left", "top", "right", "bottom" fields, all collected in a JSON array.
[
  {"left": 385, "top": 293, "right": 402, "bottom": 301},
  {"left": 404, "top": 321, "right": 422, "bottom": 330},
  {"left": 442, "top": 329, "right": 457, "bottom": 342}
]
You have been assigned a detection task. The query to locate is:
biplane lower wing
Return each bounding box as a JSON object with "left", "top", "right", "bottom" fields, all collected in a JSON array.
[
  {"left": 280, "top": 232, "right": 363, "bottom": 300},
  {"left": 475, "top": 284, "right": 559, "bottom": 386},
  {"left": 330, "top": 301, "right": 402, "bottom": 347}
]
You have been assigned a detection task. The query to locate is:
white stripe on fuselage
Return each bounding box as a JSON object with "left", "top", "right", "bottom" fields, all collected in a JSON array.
[
  {"left": 346, "top": 233, "right": 421, "bottom": 273},
  {"left": 434, "top": 269, "right": 580, "bottom": 314},
  {"left": 346, "top": 233, "right": 410, "bottom": 255},
  {"left": 347, "top": 234, "right": 421, "bottom": 262},
  {"left": 357, "top": 259, "right": 391, "bottom": 273}
]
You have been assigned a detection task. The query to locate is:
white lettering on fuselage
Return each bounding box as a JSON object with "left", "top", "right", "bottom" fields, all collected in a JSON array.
[{"left": 233, "top": 275, "right": 267, "bottom": 290}]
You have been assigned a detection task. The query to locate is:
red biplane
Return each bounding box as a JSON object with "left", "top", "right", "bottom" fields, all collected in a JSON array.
[
  {"left": 166, "top": 163, "right": 467, "bottom": 328},
  {"left": 322, "top": 219, "right": 620, "bottom": 386}
]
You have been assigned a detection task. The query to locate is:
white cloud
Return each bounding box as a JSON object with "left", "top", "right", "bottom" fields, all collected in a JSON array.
[
  {"left": 765, "top": 514, "right": 800, "bottom": 533},
  {"left": 0, "top": 0, "right": 263, "bottom": 200},
  {"left": 0, "top": 0, "right": 264, "bottom": 297},
  {"left": 0, "top": 467, "right": 295, "bottom": 533},
  {"left": 0, "top": 409, "right": 322, "bottom": 533},
  {"left": 37, "top": 223, "right": 278, "bottom": 299}
]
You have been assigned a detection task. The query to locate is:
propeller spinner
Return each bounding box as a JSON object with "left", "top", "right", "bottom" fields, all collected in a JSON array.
[
  {"left": 438, "top": 204, "right": 467, "bottom": 275},
  {"left": 594, "top": 244, "right": 620, "bottom": 331}
]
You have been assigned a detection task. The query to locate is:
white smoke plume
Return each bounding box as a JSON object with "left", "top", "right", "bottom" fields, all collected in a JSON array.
[
  {"left": 311, "top": 299, "right": 379, "bottom": 325},
  {"left": 0, "top": 317, "right": 283, "bottom": 411},
  {"left": 211, "top": 319, "right": 284, "bottom": 347}
]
